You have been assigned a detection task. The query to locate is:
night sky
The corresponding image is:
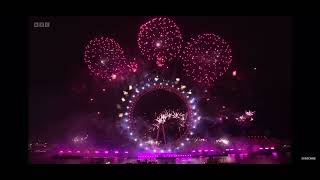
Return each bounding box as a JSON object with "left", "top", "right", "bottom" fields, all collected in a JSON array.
[{"left": 28, "top": 16, "right": 292, "bottom": 144}]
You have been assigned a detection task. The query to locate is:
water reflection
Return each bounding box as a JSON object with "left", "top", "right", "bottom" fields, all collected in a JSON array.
[{"left": 30, "top": 153, "right": 290, "bottom": 164}]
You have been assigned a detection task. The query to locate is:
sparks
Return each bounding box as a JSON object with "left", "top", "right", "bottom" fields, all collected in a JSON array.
[
  {"left": 181, "top": 33, "right": 232, "bottom": 87},
  {"left": 232, "top": 70, "right": 237, "bottom": 76},
  {"left": 216, "top": 138, "right": 229, "bottom": 145},
  {"left": 84, "top": 36, "right": 137, "bottom": 81},
  {"left": 138, "top": 17, "right": 183, "bottom": 67}
]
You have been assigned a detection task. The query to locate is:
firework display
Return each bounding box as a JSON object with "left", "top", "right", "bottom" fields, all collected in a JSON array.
[
  {"left": 84, "top": 36, "right": 137, "bottom": 81},
  {"left": 181, "top": 33, "right": 232, "bottom": 87},
  {"left": 152, "top": 109, "right": 187, "bottom": 131},
  {"left": 137, "top": 17, "right": 183, "bottom": 67},
  {"left": 72, "top": 134, "right": 88, "bottom": 144},
  {"left": 148, "top": 109, "right": 187, "bottom": 145},
  {"left": 236, "top": 110, "right": 255, "bottom": 123},
  {"left": 29, "top": 17, "right": 292, "bottom": 165},
  {"left": 118, "top": 75, "right": 201, "bottom": 150},
  {"left": 215, "top": 138, "right": 230, "bottom": 145},
  {"left": 80, "top": 18, "right": 256, "bottom": 155}
]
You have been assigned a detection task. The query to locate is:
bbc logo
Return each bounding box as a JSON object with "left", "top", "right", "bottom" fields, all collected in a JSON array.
[{"left": 34, "top": 22, "right": 50, "bottom": 28}]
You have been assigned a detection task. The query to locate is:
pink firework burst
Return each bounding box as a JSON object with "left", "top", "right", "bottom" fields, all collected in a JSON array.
[
  {"left": 137, "top": 17, "right": 183, "bottom": 67},
  {"left": 84, "top": 36, "right": 137, "bottom": 81},
  {"left": 181, "top": 33, "right": 232, "bottom": 87}
]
